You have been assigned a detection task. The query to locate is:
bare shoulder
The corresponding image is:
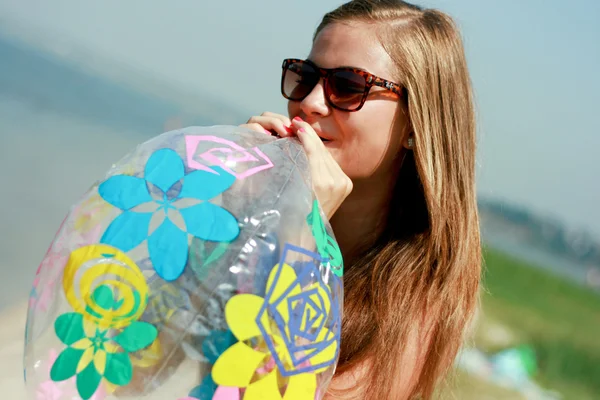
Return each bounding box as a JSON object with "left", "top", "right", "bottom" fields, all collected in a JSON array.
[
  {"left": 324, "top": 361, "right": 371, "bottom": 400},
  {"left": 325, "top": 313, "right": 437, "bottom": 400}
]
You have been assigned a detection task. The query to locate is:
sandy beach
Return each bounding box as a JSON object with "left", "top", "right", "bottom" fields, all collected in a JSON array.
[{"left": 0, "top": 301, "right": 28, "bottom": 397}]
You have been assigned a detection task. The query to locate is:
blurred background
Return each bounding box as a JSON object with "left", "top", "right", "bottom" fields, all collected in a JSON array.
[{"left": 0, "top": 0, "right": 598, "bottom": 398}]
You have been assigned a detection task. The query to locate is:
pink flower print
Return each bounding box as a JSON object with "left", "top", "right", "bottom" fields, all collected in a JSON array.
[
  {"left": 37, "top": 350, "right": 106, "bottom": 400},
  {"left": 29, "top": 279, "right": 55, "bottom": 313},
  {"left": 36, "top": 380, "right": 64, "bottom": 400}
]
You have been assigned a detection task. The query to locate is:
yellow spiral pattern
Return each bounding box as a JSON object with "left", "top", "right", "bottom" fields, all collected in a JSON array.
[{"left": 62, "top": 244, "right": 148, "bottom": 329}]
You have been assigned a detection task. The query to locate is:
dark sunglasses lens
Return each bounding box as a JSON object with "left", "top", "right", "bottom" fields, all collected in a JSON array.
[
  {"left": 328, "top": 71, "right": 367, "bottom": 110},
  {"left": 283, "top": 61, "right": 319, "bottom": 100}
]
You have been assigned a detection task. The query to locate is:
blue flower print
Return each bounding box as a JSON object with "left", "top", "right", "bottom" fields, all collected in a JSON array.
[{"left": 98, "top": 148, "right": 240, "bottom": 282}]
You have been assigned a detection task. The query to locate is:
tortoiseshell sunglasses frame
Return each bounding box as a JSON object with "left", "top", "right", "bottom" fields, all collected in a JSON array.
[{"left": 281, "top": 58, "right": 403, "bottom": 112}]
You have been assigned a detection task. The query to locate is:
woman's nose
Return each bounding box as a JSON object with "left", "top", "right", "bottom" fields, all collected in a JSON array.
[{"left": 299, "top": 80, "right": 330, "bottom": 117}]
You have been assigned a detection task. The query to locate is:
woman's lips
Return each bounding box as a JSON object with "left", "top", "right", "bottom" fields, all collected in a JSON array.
[{"left": 314, "top": 130, "right": 334, "bottom": 142}]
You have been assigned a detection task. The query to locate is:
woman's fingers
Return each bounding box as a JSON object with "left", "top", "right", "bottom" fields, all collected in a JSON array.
[
  {"left": 261, "top": 111, "right": 292, "bottom": 128},
  {"left": 290, "top": 117, "right": 353, "bottom": 219},
  {"left": 247, "top": 114, "right": 293, "bottom": 138},
  {"left": 291, "top": 117, "right": 325, "bottom": 157},
  {"left": 240, "top": 122, "right": 272, "bottom": 135}
]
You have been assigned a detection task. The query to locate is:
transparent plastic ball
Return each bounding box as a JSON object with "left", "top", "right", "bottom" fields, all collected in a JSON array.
[{"left": 24, "top": 126, "right": 344, "bottom": 400}]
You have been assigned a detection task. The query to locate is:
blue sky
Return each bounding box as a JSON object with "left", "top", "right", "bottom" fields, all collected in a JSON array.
[{"left": 0, "top": 0, "right": 599, "bottom": 237}]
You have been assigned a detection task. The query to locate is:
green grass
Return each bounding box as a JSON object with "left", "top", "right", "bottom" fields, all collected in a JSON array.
[
  {"left": 440, "top": 370, "right": 526, "bottom": 400},
  {"left": 478, "top": 246, "right": 600, "bottom": 399}
]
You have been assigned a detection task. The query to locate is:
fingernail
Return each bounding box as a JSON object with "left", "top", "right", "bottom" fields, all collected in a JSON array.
[
  {"left": 285, "top": 126, "right": 293, "bottom": 133},
  {"left": 263, "top": 128, "right": 271, "bottom": 134},
  {"left": 293, "top": 116, "right": 303, "bottom": 122},
  {"left": 298, "top": 128, "right": 306, "bottom": 133}
]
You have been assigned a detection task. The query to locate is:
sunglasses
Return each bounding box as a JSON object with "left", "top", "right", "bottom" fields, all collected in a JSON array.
[{"left": 281, "top": 58, "right": 403, "bottom": 112}]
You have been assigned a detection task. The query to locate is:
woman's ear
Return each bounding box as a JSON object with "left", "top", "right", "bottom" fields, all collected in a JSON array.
[{"left": 402, "top": 132, "right": 414, "bottom": 150}]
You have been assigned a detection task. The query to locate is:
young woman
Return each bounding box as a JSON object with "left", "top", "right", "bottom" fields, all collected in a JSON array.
[{"left": 242, "top": 0, "right": 482, "bottom": 398}]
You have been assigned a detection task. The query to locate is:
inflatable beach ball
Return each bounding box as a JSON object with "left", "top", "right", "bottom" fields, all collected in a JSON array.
[{"left": 24, "top": 126, "right": 344, "bottom": 400}]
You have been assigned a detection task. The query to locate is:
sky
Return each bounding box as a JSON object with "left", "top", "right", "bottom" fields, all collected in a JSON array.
[{"left": 0, "top": 0, "right": 599, "bottom": 238}]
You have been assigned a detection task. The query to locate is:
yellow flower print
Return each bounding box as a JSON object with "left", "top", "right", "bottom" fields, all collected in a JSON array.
[{"left": 212, "top": 248, "right": 341, "bottom": 400}]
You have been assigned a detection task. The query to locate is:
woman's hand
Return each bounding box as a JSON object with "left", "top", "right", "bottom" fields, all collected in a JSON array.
[
  {"left": 240, "top": 111, "right": 293, "bottom": 138},
  {"left": 240, "top": 112, "right": 353, "bottom": 219},
  {"left": 291, "top": 116, "right": 353, "bottom": 219}
]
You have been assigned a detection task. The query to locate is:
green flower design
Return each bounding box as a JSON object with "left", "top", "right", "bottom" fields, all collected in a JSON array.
[
  {"left": 307, "top": 199, "right": 344, "bottom": 277},
  {"left": 50, "top": 309, "right": 157, "bottom": 399}
]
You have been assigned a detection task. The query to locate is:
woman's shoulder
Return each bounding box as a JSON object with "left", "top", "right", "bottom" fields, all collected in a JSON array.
[
  {"left": 324, "top": 361, "right": 371, "bottom": 400},
  {"left": 324, "top": 314, "right": 436, "bottom": 400}
]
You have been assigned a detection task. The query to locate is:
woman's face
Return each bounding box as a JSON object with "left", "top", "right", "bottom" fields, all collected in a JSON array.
[{"left": 287, "top": 22, "right": 410, "bottom": 181}]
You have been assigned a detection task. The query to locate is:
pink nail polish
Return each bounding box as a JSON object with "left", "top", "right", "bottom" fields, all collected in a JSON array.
[
  {"left": 298, "top": 128, "right": 306, "bottom": 133},
  {"left": 285, "top": 126, "right": 293, "bottom": 133},
  {"left": 293, "top": 116, "right": 303, "bottom": 122}
]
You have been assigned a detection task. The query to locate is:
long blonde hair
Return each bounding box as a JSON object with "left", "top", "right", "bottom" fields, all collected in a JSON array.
[{"left": 315, "top": 1, "right": 481, "bottom": 398}]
